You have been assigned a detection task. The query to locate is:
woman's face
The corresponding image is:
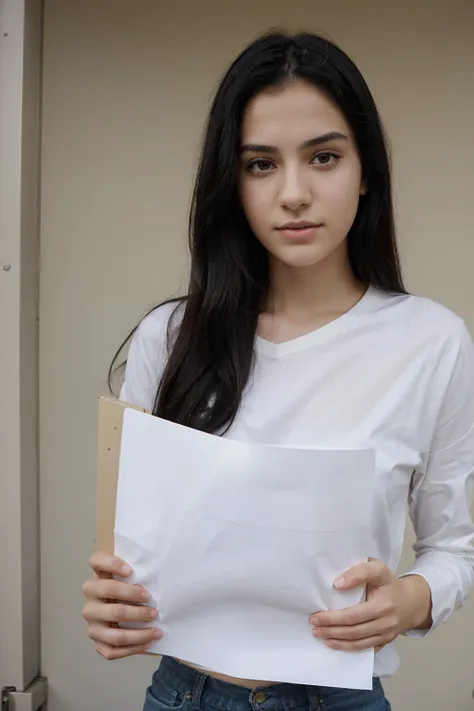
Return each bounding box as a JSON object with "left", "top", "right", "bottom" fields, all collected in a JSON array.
[{"left": 239, "top": 80, "right": 366, "bottom": 270}]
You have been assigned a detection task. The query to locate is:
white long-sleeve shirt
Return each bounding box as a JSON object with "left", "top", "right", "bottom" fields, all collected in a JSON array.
[{"left": 120, "top": 286, "right": 474, "bottom": 679}]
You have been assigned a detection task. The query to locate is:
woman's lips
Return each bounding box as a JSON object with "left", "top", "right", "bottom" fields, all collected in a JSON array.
[{"left": 278, "top": 225, "right": 321, "bottom": 239}]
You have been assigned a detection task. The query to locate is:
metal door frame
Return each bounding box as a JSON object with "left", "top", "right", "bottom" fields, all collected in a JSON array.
[{"left": 0, "top": 0, "right": 46, "bottom": 707}]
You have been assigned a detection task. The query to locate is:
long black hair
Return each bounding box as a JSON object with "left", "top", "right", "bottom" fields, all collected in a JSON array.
[{"left": 109, "top": 29, "right": 405, "bottom": 434}]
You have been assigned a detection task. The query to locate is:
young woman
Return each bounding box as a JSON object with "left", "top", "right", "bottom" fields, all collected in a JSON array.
[{"left": 82, "top": 31, "right": 474, "bottom": 711}]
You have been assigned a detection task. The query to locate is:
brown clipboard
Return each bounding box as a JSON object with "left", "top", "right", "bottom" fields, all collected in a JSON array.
[
  {"left": 96, "top": 396, "right": 149, "bottom": 553},
  {"left": 96, "top": 396, "right": 159, "bottom": 658}
]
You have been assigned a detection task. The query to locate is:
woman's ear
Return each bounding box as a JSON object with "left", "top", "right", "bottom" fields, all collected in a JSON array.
[{"left": 359, "top": 180, "right": 368, "bottom": 196}]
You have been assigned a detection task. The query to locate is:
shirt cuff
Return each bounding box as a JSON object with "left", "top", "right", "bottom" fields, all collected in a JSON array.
[
  {"left": 398, "top": 553, "right": 468, "bottom": 639},
  {"left": 398, "top": 570, "right": 435, "bottom": 638}
]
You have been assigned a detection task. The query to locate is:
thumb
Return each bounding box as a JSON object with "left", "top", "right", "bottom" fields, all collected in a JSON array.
[{"left": 334, "top": 559, "right": 393, "bottom": 590}]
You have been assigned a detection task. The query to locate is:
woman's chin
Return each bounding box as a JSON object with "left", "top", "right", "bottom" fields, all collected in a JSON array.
[{"left": 271, "top": 247, "right": 329, "bottom": 270}]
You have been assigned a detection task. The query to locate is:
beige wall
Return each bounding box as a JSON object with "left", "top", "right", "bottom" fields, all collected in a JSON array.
[{"left": 40, "top": 1, "right": 474, "bottom": 710}]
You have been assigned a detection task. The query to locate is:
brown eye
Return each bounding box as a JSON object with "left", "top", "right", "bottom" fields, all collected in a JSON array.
[
  {"left": 248, "top": 159, "right": 274, "bottom": 174},
  {"left": 313, "top": 152, "right": 339, "bottom": 167}
]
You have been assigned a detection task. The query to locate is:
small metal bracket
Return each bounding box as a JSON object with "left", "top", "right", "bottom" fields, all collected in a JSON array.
[
  {"left": 2, "top": 687, "right": 16, "bottom": 711},
  {"left": 1, "top": 679, "right": 47, "bottom": 711}
]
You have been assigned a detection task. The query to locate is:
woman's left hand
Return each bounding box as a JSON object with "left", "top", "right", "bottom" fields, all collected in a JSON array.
[{"left": 309, "top": 559, "right": 432, "bottom": 652}]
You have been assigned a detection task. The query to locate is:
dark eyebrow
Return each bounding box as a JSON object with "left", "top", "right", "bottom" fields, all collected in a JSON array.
[{"left": 240, "top": 131, "right": 349, "bottom": 154}]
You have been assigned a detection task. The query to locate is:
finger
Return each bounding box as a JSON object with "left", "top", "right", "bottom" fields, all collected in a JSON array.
[
  {"left": 83, "top": 600, "right": 158, "bottom": 624},
  {"left": 88, "top": 623, "right": 163, "bottom": 648},
  {"left": 95, "top": 641, "right": 154, "bottom": 661},
  {"left": 82, "top": 578, "right": 151, "bottom": 604},
  {"left": 334, "top": 559, "right": 393, "bottom": 591},
  {"left": 89, "top": 551, "right": 132, "bottom": 578},
  {"left": 312, "top": 618, "right": 394, "bottom": 641},
  {"left": 310, "top": 601, "right": 379, "bottom": 628},
  {"left": 323, "top": 635, "right": 386, "bottom": 652}
]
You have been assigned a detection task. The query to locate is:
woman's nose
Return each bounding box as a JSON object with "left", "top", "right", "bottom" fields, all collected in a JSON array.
[{"left": 278, "top": 168, "right": 312, "bottom": 210}]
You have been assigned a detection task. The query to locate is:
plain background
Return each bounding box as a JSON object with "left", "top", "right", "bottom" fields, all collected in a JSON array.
[{"left": 37, "top": 1, "right": 473, "bottom": 709}]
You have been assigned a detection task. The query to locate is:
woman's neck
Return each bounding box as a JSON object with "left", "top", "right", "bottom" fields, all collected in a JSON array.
[{"left": 265, "top": 257, "right": 365, "bottom": 324}]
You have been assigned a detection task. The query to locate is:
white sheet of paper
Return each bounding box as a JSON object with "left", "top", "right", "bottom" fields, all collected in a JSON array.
[{"left": 114, "top": 407, "right": 376, "bottom": 690}]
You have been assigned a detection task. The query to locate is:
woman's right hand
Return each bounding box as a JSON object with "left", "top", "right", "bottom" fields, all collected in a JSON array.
[{"left": 82, "top": 551, "right": 163, "bottom": 660}]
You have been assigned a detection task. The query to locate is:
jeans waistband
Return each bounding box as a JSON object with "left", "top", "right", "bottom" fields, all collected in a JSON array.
[{"left": 157, "top": 656, "right": 331, "bottom": 711}]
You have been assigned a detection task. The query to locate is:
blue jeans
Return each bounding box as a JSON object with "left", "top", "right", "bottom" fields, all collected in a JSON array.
[{"left": 143, "top": 657, "right": 391, "bottom": 711}]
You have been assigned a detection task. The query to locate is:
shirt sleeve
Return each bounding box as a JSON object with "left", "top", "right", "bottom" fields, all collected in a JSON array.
[
  {"left": 400, "top": 320, "right": 474, "bottom": 638},
  {"left": 119, "top": 303, "right": 176, "bottom": 411}
]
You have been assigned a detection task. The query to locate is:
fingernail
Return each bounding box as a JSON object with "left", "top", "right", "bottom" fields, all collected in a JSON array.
[
  {"left": 334, "top": 576, "right": 346, "bottom": 589},
  {"left": 309, "top": 617, "right": 318, "bottom": 626},
  {"left": 153, "top": 629, "right": 163, "bottom": 639},
  {"left": 149, "top": 609, "right": 158, "bottom": 619},
  {"left": 141, "top": 590, "right": 151, "bottom": 602},
  {"left": 121, "top": 564, "right": 132, "bottom": 576},
  {"left": 312, "top": 629, "right": 323, "bottom": 638}
]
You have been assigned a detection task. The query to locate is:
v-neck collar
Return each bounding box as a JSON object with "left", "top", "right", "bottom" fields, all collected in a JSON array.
[{"left": 255, "top": 286, "right": 383, "bottom": 359}]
